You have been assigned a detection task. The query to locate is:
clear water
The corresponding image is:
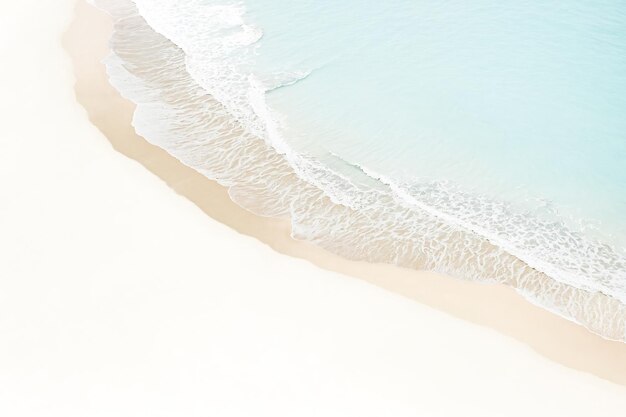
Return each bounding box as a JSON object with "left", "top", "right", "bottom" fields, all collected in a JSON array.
[
  {"left": 94, "top": 0, "right": 626, "bottom": 340},
  {"left": 252, "top": 0, "right": 626, "bottom": 242}
]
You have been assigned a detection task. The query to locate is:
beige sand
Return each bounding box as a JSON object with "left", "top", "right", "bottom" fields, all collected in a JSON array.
[{"left": 64, "top": 0, "right": 626, "bottom": 385}]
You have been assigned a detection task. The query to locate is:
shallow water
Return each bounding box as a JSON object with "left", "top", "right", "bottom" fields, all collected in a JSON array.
[{"left": 93, "top": 0, "right": 626, "bottom": 341}]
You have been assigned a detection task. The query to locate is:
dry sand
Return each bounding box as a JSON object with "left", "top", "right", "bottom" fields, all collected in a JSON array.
[{"left": 65, "top": 0, "right": 626, "bottom": 385}]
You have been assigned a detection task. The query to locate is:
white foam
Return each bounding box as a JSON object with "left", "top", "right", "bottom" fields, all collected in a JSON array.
[{"left": 355, "top": 161, "right": 626, "bottom": 304}]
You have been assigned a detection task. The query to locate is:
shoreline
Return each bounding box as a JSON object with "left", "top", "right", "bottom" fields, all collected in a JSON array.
[{"left": 64, "top": 0, "right": 626, "bottom": 385}]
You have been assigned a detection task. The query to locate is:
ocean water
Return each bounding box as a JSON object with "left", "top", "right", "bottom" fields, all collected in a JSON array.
[{"left": 93, "top": 0, "right": 626, "bottom": 340}]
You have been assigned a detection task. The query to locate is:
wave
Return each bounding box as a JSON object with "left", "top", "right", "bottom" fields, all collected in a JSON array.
[{"left": 91, "top": 0, "right": 626, "bottom": 341}]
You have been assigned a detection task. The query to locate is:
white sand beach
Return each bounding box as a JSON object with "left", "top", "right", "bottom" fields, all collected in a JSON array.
[{"left": 1, "top": 1, "right": 626, "bottom": 416}]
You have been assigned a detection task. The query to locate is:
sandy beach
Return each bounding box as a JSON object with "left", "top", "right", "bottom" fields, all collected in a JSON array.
[
  {"left": 1, "top": 0, "right": 626, "bottom": 415},
  {"left": 65, "top": 0, "right": 626, "bottom": 383}
]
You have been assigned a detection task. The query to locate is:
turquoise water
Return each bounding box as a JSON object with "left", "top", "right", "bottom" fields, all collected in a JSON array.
[
  {"left": 248, "top": 0, "right": 626, "bottom": 245},
  {"left": 97, "top": 0, "right": 626, "bottom": 340}
]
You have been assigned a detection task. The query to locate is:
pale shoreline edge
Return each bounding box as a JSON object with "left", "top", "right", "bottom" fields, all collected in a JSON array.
[{"left": 64, "top": 0, "right": 626, "bottom": 384}]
